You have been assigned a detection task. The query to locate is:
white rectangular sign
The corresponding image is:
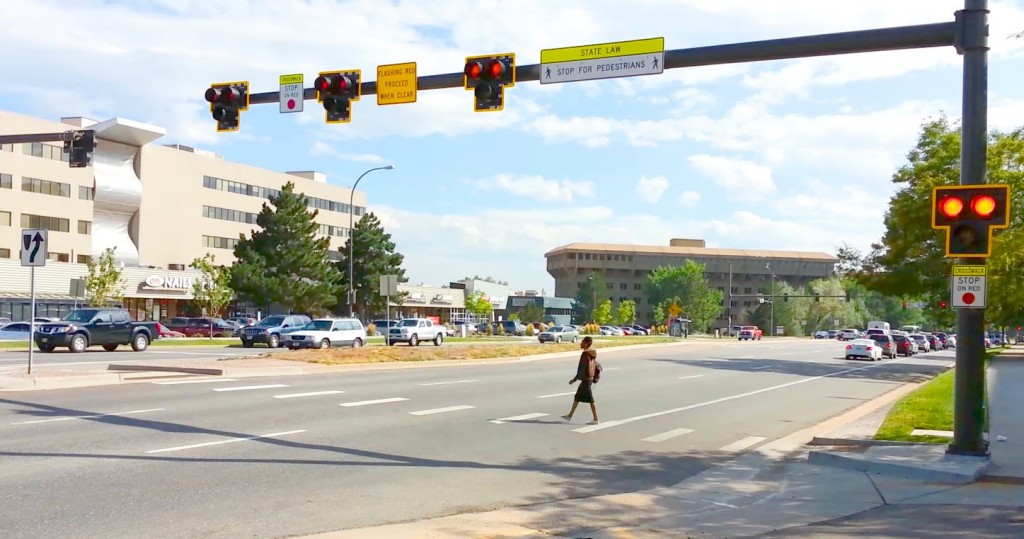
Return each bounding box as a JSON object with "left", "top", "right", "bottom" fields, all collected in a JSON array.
[
  {"left": 279, "top": 74, "right": 304, "bottom": 113},
  {"left": 20, "top": 228, "right": 47, "bottom": 267},
  {"left": 951, "top": 266, "right": 986, "bottom": 309},
  {"left": 541, "top": 52, "right": 665, "bottom": 84}
]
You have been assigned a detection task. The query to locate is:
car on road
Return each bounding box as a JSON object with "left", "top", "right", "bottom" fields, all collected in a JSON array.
[
  {"left": 813, "top": 330, "right": 830, "bottom": 339},
  {"left": 892, "top": 334, "right": 917, "bottom": 356},
  {"left": 0, "top": 322, "right": 32, "bottom": 341},
  {"left": 911, "top": 334, "right": 931, "bottom": 352},
  {"left": 387, "top": 317, "right": 446, "bottom": 346},
  {"left": 34, "top": 308, "right": 160, "bottom": 353},
  {"left": 868, "top": 334, "right": 898, "bottom": 359},
  {"left": 845, "top": 338, "right": 883, "bottom": 361},
  {"left": 537, "top": 325, "right": 579, "bottom": 344},
  {"left": 738, "top": 326, "right": 763, "bottom": 341},
  {"left": 285, "top": 318, "right": 367, "bottom": 349},
  {"left": 839, "top": 328, "right": 860, "bottom": 341},
  {"left": 238, "top": 314, "right": 311, "bottom": 348}
]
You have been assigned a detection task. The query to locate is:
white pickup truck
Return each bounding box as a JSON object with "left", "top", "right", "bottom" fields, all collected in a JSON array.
[{"left": 387, "top": 318, "right": 446, "bottom": 346}]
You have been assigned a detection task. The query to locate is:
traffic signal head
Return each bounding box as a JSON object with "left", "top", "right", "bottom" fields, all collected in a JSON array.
[
  {"left": 315, "top": 70, "right": 361, "bottom": 124},
  {"left": 204, "top": 81, "right": 250, "bottom": 132},
  {"left": 463, "top": 53, "right": 515, "bottom": 112},
  {"left": 68, "top": 130, "right": 96, "bottom": 168},
  {"left": 931, "top": 184, "right": 1011, "bottom": 257}
]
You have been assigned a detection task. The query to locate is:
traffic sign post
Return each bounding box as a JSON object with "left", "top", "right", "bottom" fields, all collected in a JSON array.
[
  {"left": 540, "top": 37, "right": 664, "bottom": 84},
  {"left": 20, "top": 228, "right": 47, "bottom": 375},
  {"left": 279, "top": 74, "right": 304, "bottom": 113},
  {"left": 951, "top": 266, "right": 986, "bottom": 309}
]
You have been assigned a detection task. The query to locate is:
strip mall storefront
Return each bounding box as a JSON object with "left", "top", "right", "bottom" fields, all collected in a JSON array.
[{"left": 0, "top": 259, "right": 208, "bottom": 322}]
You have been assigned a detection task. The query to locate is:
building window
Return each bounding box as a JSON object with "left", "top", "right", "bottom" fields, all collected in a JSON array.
[
  {"left": 0, "top": 210, "right": 9, "bottom": 227},
  {"left": 0, "top": 248, "right": 9, "bottom": 258},
  {"left": 76, "top": 254, "right": 91, "bottom": 264},
  {"left": 0, "top": 143, "right": 14, "bottom": 152},
  {"left": 47, "top": 252, "right": 69, "bottom": 263},
  {"left": 731, "top": 286, "right": 738, "bottom": 293},
  {"left": 633, "top": 283, "right": 643, "bottom": 290},
  {"left": 21, "top": 213, "right": 69, "bottom": 232},
  {"left": 78, "top": 220, "right": 92, "bottom": 235},
  {"left": 202, "top": 205, "right": 258, "bottom": 225},
  {"left": 619, "top": 283, "right": 628, "bottom": 290},
  {"left": 0, "top": 173, "right": 11, "bottom": 189},
  {"left": 22, "top": 177, "right": 71, "bottom": 198},
  {"left": 203, "top": 235, "right": 238, "bottom": 250},
  {"left": 202, "top": 174, "right": 364, "bottom": 216},
  {"left": 744, "top": 287, "right": 752, "bottom": 294},
  {"left": 317, "top": 223, "right": 349, "bottom": 237},
  {"left": 79, "top": 185, "right": 94, "bottom": 200},
  {"left": 22, "top": 142, "right": 65, "bottom": 162}
]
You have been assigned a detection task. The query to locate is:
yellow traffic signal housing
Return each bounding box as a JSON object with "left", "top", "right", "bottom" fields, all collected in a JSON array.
[
  {"left": 315, "top": 70, "right": 361, "bottom": 124},
  {"left": 931, "top": 184, "right": 1010, "bottom": 257},
  {"left": 204, "top": 81, "right": 250, "bottom": 132},
  {"left": 463, "top": 53, "right": 516, "bottom": 112}
]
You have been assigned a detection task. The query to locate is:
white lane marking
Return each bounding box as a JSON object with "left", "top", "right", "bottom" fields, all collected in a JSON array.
[
  {"left": 273, "top": 390, "right": 345, "bottom": 399},
  {"left": 153, "top": 378, "right": 239, "bottom": 385},
  {"left": 678, "top": 375, "right": 705, "bottom": 381},
  {"left": 738, "top": 355, "right": 755, "bottom": 359},
  {"left": 911, "top": 429, "right": 954, "bottom": 437},
  {"left": 604, "top": 367, "right": 622, "bottom": 371},
  {"left": 643, "top": 428, "right": 695, "bottom": 443},
  {"left": 145, "top": 429, "right": 307, "bottom": 454},
  {"left": 751, "top": 366, "right": 771, "bottom": 370},
  {"left": 418, "top": 379, "right": 479, "bottom": 387},
  {"left": 573, "top": 360, "right": 902, "bottom": 434},
  {"left": 213, "top": 384, "right": 289, "bottom": 392},
  {"left": 409, "top": 405, "right": 476, "bottom": 416},
  {"left": 490, "top": 413, "right": 548, "bottom": 424},
  {"left": 720, "top": 436, "right": 766, "bottom": 452},
  {"left": 537, "top": 391, "right": 576, "bottom": 399},
  {"left": 339, "top": 397, "right": 409, "bottom": 407},
  {"left": 12, "top": 408, "right": 165, "bottom": 425}
]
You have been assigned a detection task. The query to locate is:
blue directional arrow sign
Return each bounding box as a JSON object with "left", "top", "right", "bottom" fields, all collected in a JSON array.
[{"left": 20, "top": 228, "right": 48, "bottom": 267}]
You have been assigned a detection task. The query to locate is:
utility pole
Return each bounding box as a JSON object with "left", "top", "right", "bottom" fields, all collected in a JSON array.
[
  {"left": 766, "top": 263, "right": 776, "bottom": 337},
  {"left": 347, "top": 165, "right": 394, "bottom": 318},
  {"left": 727, "top": 262, "right": 733, "bottom": 336}
]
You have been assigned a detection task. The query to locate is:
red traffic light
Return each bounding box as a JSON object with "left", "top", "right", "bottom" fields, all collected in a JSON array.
[
  {"left": 465, "top": 61, "right": 483, "bottom": 79},
  {"left": 314, "top": 76, "right": 330, "bottom": 92},
  {"left": 487, "top": 59, "right": 505, "bottom": 78},
  {"left": 940, "top": 301, "right": 948, "bottom": 308},
  {"left": 204, "top": 87, "right": 219, "bottom": 103},
  {"left": 316, "top": 74, "right": 354, "bottom": 93},
  {"left": 971, "top": 194, "right": 997, "bottom": 218},
  {"left": 939, "top": 196, "right": 964, "bottom": 219}
]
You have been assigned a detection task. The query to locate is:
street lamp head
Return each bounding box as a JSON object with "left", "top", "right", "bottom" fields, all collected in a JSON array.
[{"left": 383, "top": 165, "right": 394, "bottom": 170}]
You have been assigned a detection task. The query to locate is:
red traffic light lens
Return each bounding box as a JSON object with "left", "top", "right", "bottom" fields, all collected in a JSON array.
[
  {"left": 940, "top": 301, "right": 948, "bottom": 308},
  {"left": 465, "top": 61, "right": 482, "bottom": 79},
  {"left": 939, "top": 196, "right": 964, "bottom": 218},
  {"left": 204, "top": 88, "right": 219, "bottom": 102},
  {"left": 338, "top": 76, "right": 351, "bottom": 92},
  {"left": 487, "top": 60, "right": 505, "bottom": 78},
  {"left": 971, "top": 194, "right": 997, "bottom": 218},
  {"left": 315, "top": 76, "right": 330, "bottom": 92}
]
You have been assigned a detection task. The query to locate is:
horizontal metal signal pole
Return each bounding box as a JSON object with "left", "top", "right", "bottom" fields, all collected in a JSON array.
[
  {"left": 0, "top": 131, "right": 86, "bottom": 144},
  {"left": 246, "top": 21, "right": 957, "bottom": 106}
]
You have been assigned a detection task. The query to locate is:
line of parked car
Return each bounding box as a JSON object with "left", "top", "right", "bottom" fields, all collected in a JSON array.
[{"left": 843, "top": 327, "right": 955, "bottom": 361}]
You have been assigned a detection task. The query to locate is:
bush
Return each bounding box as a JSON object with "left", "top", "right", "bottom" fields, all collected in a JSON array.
[
  {"left": 496, "top": 324, "right": 506, "bottom": 336},
  {"left": 539, "top": 323, "right": 549, "bottom": 332},
  {"left": 525, "top": 324, "right": 535, "bottom": 336},
  {"left": 580, "top": 322, "right": 601, "bottom": 335},
  {"left": 366, "top": 323, "right": 377, "bottom": 336},
  {"left": 486, "top": 323, "right": 494, "bottom": 336}
]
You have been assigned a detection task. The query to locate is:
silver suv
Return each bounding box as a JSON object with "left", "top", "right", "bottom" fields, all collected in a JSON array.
[{"left": 239, "top": 314, "right": 312, "bottom": 348}]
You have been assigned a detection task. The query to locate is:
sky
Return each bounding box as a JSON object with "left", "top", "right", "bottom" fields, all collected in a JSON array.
[{"left": 2, "top": 0, "right": 1024, "bottom": 292}]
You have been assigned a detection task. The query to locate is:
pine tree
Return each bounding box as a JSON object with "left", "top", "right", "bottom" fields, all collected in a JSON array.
[
  {"left": 230, "top": 181, "right": 342, "bottom": 314},
  {"left": 336, "top": 212, "right": 407, "bottom": 317}
]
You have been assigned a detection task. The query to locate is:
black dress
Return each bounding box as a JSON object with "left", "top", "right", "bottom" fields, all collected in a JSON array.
[{"left": 573, "top": 351, "right": 597, "bottom": 403}]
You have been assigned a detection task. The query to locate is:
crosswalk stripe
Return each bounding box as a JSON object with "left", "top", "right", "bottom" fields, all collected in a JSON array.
[
  {"left": 642, "top": 428, "right": 695, "bottom": 443},
  {"left": 409, "top": 405, "right": 476, "bottom": 416},
  {"left": 490, "top": 412, "right": 548, "bottom": 424},
  {"left": 719, "top": 436, "right": 766, "bottom": 452},
  {"left": 339, "top": 397, "right": 409, "bottom": 407}
]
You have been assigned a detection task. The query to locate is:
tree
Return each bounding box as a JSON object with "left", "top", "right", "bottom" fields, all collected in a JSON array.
[
  {"left": 231, "top": 181, "right": 342, "bottom": 315},
  {"left": 84, "top": 247, "right": 124, "bottom": 307},
  {"left": 593, "top": 299, "right": 613, "bottom": 325},
  {"left": 573, "top": 271, "right": 608, "bottom": 323},
  {"left": 615, "top": 299, "right": 637, "bottom": 325},
  {"left": 336, "top": 212, "right": 407, "bottom": 318},
  {"left": 190, "top": 253, "right": 235, "bottom": 337},
  {"left": 518, "top": 302, "right": 545, "bottom": 324},
  {"left": 464, "top": 291, "right": 493, "bottom": 321},
  {"left": 646, "top": 261, "right": 724, "bottom": 333},
  {"left": 863, "top": 117, "right": 1024, "bottom": 321}
]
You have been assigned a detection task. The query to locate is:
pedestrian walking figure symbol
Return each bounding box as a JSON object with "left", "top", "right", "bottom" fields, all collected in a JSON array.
[
  {"left": 545, "top": 67, "right": 551, "bottom": 79},
  {"left": 652, "top": 57, "right": 659, "bottom": 69}
]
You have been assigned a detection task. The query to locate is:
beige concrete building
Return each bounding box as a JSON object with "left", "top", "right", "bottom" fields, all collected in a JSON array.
[
  {"left": 0, "top": 110, "right": 366, "bottom": 322},
  {"left": 545, "top": 238, "right": 839, "bottom": 327}
]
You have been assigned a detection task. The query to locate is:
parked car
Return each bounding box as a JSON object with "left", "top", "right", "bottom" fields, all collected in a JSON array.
[
  {"left": 182, "top": 317, "right": 237, "bottom": 338},
  {"left": 0, "top": 322, "right": 32, "bottom": 341},
  {"left": 599, "top": 325, "right": 624, "bottom": 336},
  {"left": 285, "top": 318, "right": 366, "bottom": 349},
  {"left": 845, "top": 338, "right": 883, "bottom": 361},
  {"left": 738, "top": 326, "right": 763, "bottom": 341},
  {"left": 238, "top": 314, "right": 312, "bottom": 348},
  {"left": 813, "top": 330, "right": 830, "bottom": 339},
  {"left": 538, "top": 325, "right": 579, "bottom": 344},
  {"left": 156, "top": 323, "right": 185, "bottom": 338},
  {"left": 387, "top": 318, "right": 446, "bottom": 346},
  {"left": 0, "top": 317, "right": 14, "bottom": 326},
  {"left": 34, "top": 308, "right": 160, "bottom": 353}
]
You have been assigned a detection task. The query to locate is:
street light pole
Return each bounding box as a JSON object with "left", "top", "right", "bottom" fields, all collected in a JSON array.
[
  {"left": 347, "top": 165, "right": 394, "bottom": 318},
  {"left": 766, "top": 262, "right": 776, "bottom": 337}
]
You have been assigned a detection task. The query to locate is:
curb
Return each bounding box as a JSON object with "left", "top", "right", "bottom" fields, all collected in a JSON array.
[
  {"left": 806, "top": 447, "right": 991, "bottom": 484},
  {"left": 1, "top": 372, "right": 142, "bottom": 391},
  {"left": 110, "top": 364, "right": 307, "bottom": 377}
]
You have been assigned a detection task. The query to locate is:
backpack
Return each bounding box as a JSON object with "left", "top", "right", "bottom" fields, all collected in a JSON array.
[{"left": 593, "top": 360, "right": 603, "bottom": 383}]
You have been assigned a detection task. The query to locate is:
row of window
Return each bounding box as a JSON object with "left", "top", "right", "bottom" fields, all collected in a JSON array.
[
  {"left": 202, "top": 204, "right": 350, "bottom": 238},
  {"left": 202, "top": 235, "right": 239, "bottom": 250},
  {"left": 0, "top": 172, "right": 93, "bottom": 200},
  {"left": 0, "top": 210, "right": 91, "bottom": 236},
  {"left": 318, "top": 223, "right": 349, "bottom": 238},
  {"left": 0, "top": 248, "right": 84, "bottom": 263},
  {"left": 202, "top": 175, "right": 365, "bottom": 217},
  {"left": 0, "top": 142, "right": 70, "bottom": 163},
  {"left": 568, "top": 252, "right": 635, "bottom": 262}
]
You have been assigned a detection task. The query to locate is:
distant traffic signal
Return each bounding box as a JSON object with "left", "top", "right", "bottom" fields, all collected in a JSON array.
[
  {"left": 940, "top": 300, "right": 948, "bottom": 309},
  {"left": 204, "top": 81, "right": 250, "bottom": 132},
  {"left": 68, "top": 130, "right": 96, "bottom": 168},
  {"left": 463, "top": 53, "right": 516, "bottom": 112},
  {"left": 931, "top": 184, "right": 1011, "bottom": 257},
  {"left": 315, "top": 70, "right": 361, "bottom": 123}
]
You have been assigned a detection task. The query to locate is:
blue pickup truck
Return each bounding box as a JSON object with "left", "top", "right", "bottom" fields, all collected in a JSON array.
[{"left": 34, "top": 308, "right": 160, "bottom": 353}]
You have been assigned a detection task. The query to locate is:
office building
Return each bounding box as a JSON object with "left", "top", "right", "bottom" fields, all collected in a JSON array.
[
  {"left": 0, "top": 110, "right": 365, "bottom": 322},
  {"left": 545, "top": 238, "right": 839, "bottom": 327}
]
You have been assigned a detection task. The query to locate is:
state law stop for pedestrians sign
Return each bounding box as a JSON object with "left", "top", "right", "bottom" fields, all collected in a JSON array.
[{"left": 951, "top": 265, "right": 986, "bottom": 309}]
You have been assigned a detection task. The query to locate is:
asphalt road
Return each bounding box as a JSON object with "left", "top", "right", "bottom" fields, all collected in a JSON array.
[
  {"left": 0, "top": 346, "right": 272, "bottom": 373},
  {"left": 0, "top": 339, "right": 954, "bottom": 539}
]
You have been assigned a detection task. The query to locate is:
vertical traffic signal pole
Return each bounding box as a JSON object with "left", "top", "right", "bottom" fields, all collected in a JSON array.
[{"left": 949, "top": 0, "right": 989, "bottom": 457}]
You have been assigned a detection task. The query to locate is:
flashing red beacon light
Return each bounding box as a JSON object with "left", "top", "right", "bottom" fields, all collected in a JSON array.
[
  {"left": 971, "top": 194, "right": 997, "bottom": 218},
  {"left": 315, "top": 76, "right": 330, "bottom": 92},
  {"left": 487, "top": 59, "right": 505, "bottom": 78},
  {"left": 465, "top": 61, "right": 483, "bottom": 79},
  {"left": 939, "top": 196, "right": 964, "bottom": 218}
]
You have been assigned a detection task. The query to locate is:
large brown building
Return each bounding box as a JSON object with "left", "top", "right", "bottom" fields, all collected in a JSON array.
[{"left": 545, "top": 238, "right": 839, "bottom": 327}]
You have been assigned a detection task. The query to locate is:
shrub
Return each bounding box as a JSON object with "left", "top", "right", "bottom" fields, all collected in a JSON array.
[
  {"left": 539, "top": 323, "right": 549, "bottom": 332},
  {"left": 366, "top": 323, "right": 377, "bottom": 336},
  {"left": 525, "top": 324, "right": 535, "bottom": 336},
  {"left": 496, "top": 324, "right": 506, "bottom": 336},
  {"left": 486, "top": 323, "right": 494, "bottom": 336}
]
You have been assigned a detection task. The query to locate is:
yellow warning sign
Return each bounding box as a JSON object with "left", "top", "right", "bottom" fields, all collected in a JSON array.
[
  {"left": 376, "top": 62, "right": 417, "bottom": 105},
  {"left": 952, "top": 265, "right": 986, "bottom": 276}
]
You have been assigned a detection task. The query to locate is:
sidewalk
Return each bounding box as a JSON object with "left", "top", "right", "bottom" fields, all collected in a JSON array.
[{"left": 299, "top": 350, "right": 1024, "bottom": 539}]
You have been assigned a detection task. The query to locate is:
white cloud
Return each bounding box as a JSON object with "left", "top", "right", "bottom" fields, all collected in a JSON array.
[
  {"left": 688, "top": 155, "right": 776, "bottom": 195},
  {"left": 475, "top": 174, "right": 595, "bottom": 203},
  {"left": 636, "top": 176, "right": 670, "bottom": 203},
  {"left": 678, "top": 190, "right": 701, "bottom": 207},
  {"left": 309, "top": 140, "right": 387, "bottom": 164}
]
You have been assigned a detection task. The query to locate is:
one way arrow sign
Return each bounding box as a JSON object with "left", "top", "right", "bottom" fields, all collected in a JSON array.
[{"left": 21, "top": 228, "right": 48, "bottom": 267}]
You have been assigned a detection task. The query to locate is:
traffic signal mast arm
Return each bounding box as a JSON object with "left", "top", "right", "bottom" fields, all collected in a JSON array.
[
  {"left": 234, "top": 22, "right": 955, "bottom": 107},
  {"left": 0, "top": 130, "right": 97, "bottom": 168}
]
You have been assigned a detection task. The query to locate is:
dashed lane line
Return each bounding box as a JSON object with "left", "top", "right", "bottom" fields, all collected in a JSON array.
[
  {"left": 418, "top": 379, "right": 479, "bottom": 387},
  {"left": 409, "top": 405, "right": 476, "bottom": 416},
  {"left": 213, "top": 384, "right": 289, "bottom": 392},
  {"left": 145, "top": 429, "right": 307, "bottom": 454},
  {"left": 339, "top": 397, "right": 409, "bottom": 407},
  {"left": 537, "top": 391, "right": 575, "bottom": 399},
  {"left": 273, "top": 390, "right": 345, "bottom": 399},
  {"left": 12, "top": 408, "right": 165, "bottom": 425},
  {"left": 153, "top": 378, "right": 239, "bottom": 385},
  {"left": 678, "top": 375, "right": 705, "bottom": 381},
  {"left": 490, "top": 413, "right": 548, "bottom": 424}
]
